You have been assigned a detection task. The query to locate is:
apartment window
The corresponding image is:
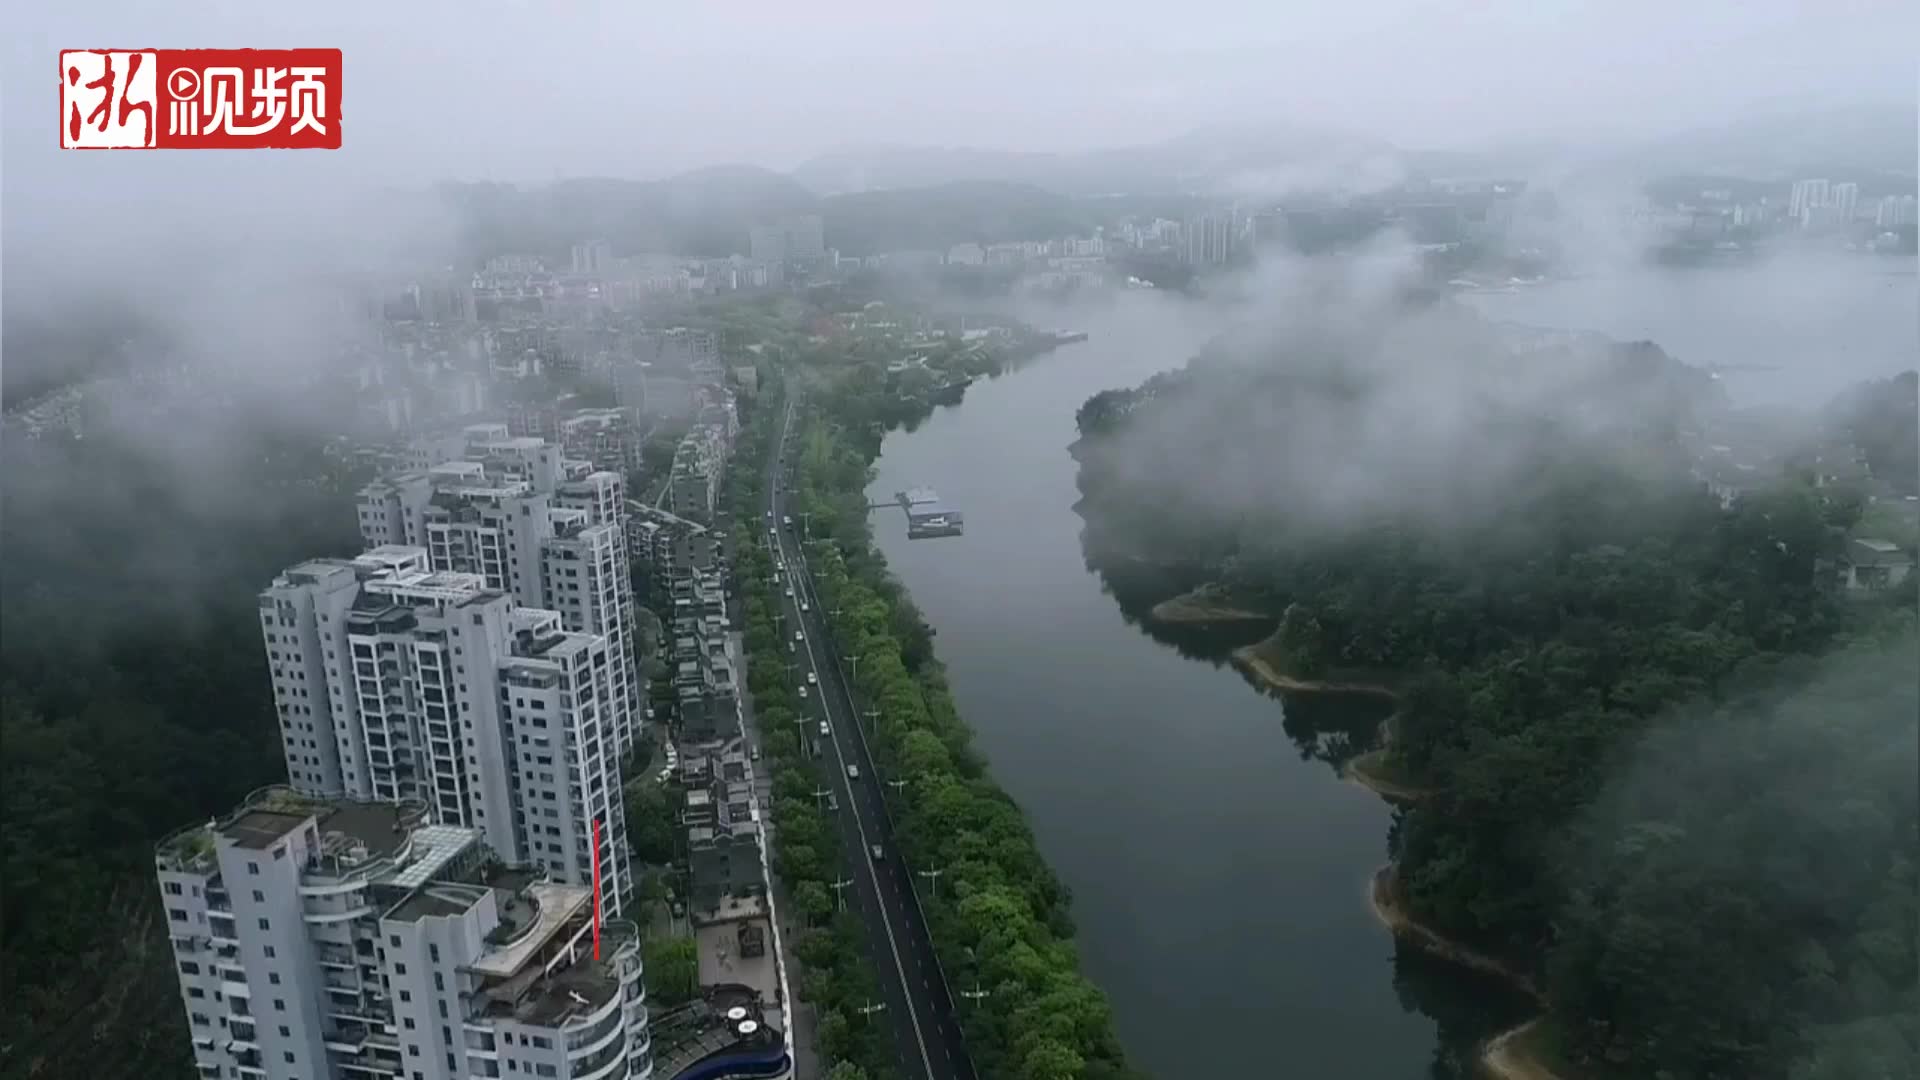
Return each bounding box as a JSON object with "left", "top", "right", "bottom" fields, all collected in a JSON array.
[
  {"left": 394, "top": 963, "right": 407, "bottom": 975},
  {"left": 263, "top": 946, "right": 275, "bottom": 958},
  {"left": 248, "top": 862, "right": 260, "bottom": 876},
  {"left": 437, "top": 1000, "right": 448, "bottom": 1018},
  {"left": 389, "top": 935, "right": 401, "bottom": 946},
  {"left": 279, "top": 1026, "right": 290, "bottom": 1038},
  {"left": 536, "top": 1066, "right": 557, "bottom": 1078},
  {"left": 274, "top": 999, "right": 285, "bottom": 1011},
  {"left": 257, "top": 918, "right": 270, "bottom": 931},
  {"left": 399, "top": 990, "right": 412, "bottom": 1002},
  {"left": 428, "top": 944, "right": 440, "bottom": 963},
  {"left": 189, "top": 1012, "right": 209, "bottom": 1026},
  {"left": 170, "top": 908, "right": 188, "bottom": 922},
  {"left": 165, "top": 881, "right": 184, "bottom": 896},
  {"left": 252, "top": 890, "right": 265, "bottom": 903},
  {"left": 407, "top": 1044, "right": 420, "bottom": 1058},
  {"left": 283, "top": 1053, "right": 295, "bottom": 1064},
  {"left": 269, "top": 973, "right": 281, "bottom": 985},
  {"left": 179, "top": 961, "right": 200, "bottom": 975},
  {"left": 403, "top": 1018, "right": 415, "bottom": 1030},
  {"left": 188, "top": 988, "right": 205, "bottom": 999}
]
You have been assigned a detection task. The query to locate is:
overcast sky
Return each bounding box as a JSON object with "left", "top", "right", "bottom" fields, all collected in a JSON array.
[{"left": 6, "top": 0, "right": 1915, "bottom": 192}]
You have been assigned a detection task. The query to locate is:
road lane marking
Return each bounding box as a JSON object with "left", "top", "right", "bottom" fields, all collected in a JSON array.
[{"left": 770, "top": 410, "right": 937, "bottom": 1080}]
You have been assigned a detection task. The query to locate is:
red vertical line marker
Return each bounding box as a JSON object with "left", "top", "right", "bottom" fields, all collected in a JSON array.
[{"left": 591, "top": 815, "right": 603, "bottom": 961}]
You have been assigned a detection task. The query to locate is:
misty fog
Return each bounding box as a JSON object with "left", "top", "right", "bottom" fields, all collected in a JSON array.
[{"left": 2, "top": 6, "right": 1915, "bottom": 1080}]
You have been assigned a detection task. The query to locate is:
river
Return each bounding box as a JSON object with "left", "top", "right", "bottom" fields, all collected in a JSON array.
[{"left": 857, "top": 263, "right": 1915, "bottom": 1079}]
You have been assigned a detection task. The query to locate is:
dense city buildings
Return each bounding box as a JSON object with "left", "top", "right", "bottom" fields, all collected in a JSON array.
[
  {"left": 1183, "top": 213, "right": 1237, "bottom": 266},
  {"left": 571, "top": 239, "right": 613, "bottom": 275}
]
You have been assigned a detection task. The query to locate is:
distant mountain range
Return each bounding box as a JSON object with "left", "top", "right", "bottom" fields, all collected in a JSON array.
[
  {"left": 793, "top": 122, "right": 1404, "bottom": 197},
  {"left": 792, "top": 104, "right": 1916, "bottom": 197},
  {"left": 1614, "top": 104, "right": 1919, "bottom": 181}
]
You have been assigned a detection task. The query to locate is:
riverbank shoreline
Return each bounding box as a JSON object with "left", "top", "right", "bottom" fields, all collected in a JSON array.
[
  {"left": 1226, "top": 633, "right": 1436, "bottom": 801},
  {"left": 1147, "top": 584, "right": 1271, "bottom": 625},
  {"left": 1368, "top": 866, "right": 1544, "bottom": 1002},
  {"left": 1229, "top": 634, "right": 1403, "bottom": 699},
  {"left": 1342, "top": 745, "right": 1432, "bottom": 801},
  {"left": 1367, "top": 867, "right": 1570, "bottom": 1080},
  {"left": 1482, "top": 1018, "right": 1565, "bottom": 1080},
  {"left": 1231, "top": 633, "right": 1569, "bottom": 1080}
]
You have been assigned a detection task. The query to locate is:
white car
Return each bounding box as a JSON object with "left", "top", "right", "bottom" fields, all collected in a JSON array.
[
  {"left": 806, "top": 671, "right": 818, "bottom": 686},
  {"left": 846, "top": 764, "right": 860, "bottom": 780},
  {"left": 798, "top": 685, "right": 808, "bottom": 699},
  {"left": 800, "top": 600, "right": 810, "bottom": 613},
  {"left": 818, "top": 720, "right": 829, "bottom": 736},
  {"left": 794, "top": 630, "right": 805, "bottom": 643},
  {"left": 784, "top": 587, "right": 794, "bottom": 598}
]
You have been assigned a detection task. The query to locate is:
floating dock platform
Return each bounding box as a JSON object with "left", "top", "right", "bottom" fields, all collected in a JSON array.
[{"left": 897, "top": 487, "right": 964, "bottom": 540}]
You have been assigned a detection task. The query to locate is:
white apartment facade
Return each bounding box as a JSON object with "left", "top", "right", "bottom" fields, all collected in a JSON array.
[
  {"left": 260, "top": 549, "right": 630, "bottom": 913},
  {"left": 155, "top": 788, "right": 652, "bottom": 1080},
  {"left": 354, "top": 435, "right": 641, "bottom": 760}
]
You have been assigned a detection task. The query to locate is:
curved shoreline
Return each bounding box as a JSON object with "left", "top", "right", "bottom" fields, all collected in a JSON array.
[
  {"left": 1147, "top": 585, "right": 1271, "bottom": 625},
  {"left": 1482, "top": 1018, "right": 1562, "bottom": 1080},
  {"left": 1230, "top": 641, "right": 1568, "bottom": 1080},
  {"left": 1366, "top": 866, "right": 1567, "bottom": 1080},
  {"left": 1368, "top": 866, "right": 1544, "bottom": 1002}
]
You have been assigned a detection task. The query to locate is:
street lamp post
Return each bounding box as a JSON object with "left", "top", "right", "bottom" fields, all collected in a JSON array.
[
  {"left": 861, "top": 708, "right": 881, "bottom": 735},
  {"left": 916, "top": 866, "right": 946, "bottom": 898},
  {"left": 829, "top": 878, "right": 855, "bottom": 912}
]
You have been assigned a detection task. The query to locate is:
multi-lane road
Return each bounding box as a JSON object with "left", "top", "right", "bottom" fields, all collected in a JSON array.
[{"left": 761, "top": 398, "right": 976, "bottom": 1080}]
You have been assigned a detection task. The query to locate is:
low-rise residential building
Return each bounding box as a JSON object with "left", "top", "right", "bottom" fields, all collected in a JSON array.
[
  {"left": 665, "top": 400, "right": 738, "bottom": 526},
  {"left": 1845, "top": 537, "right": 1914, "bottom": 591},
  {"left": 677, "top": 743, "right": 766, "bottom": 918},
  {"left": 557, "top": 409, "right": 646, "bottom": 477}
]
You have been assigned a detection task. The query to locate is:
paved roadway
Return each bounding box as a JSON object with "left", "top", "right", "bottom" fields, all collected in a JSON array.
[{"left": 761, "top": 397, "right": 976, "bottom": 1080}]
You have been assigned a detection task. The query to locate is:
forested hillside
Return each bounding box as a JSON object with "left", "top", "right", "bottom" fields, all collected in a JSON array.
[
  {"left": 1, "top": 414, "right": 364, "bottom": 1079},
  {"left": 1069, "top": 308, "right": 1917, "bottom": 1078}
]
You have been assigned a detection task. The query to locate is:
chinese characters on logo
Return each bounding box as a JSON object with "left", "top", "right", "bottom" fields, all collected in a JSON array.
[{"left": 60, "top": 49, "right": 342, "bottom": 150}]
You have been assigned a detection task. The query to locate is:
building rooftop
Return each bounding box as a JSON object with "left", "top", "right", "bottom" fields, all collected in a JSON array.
[
  {"left": 510, "top": 961, "right": 622, "bottom": 1026},
  {"left": 1851, "top": 537, "right": 1913, "bottom": 566},
  {"left": 159, "top": 788, "right": 434, "bottom": 876},
  {"left": 222, "top": 809, "right": 312, "bottom": 851},
  {"left": 468, "top": 883, "right": 593, "bottom": 978},
  {"left": 387, "top": 881, "right": 489, "bottom": 922}
]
